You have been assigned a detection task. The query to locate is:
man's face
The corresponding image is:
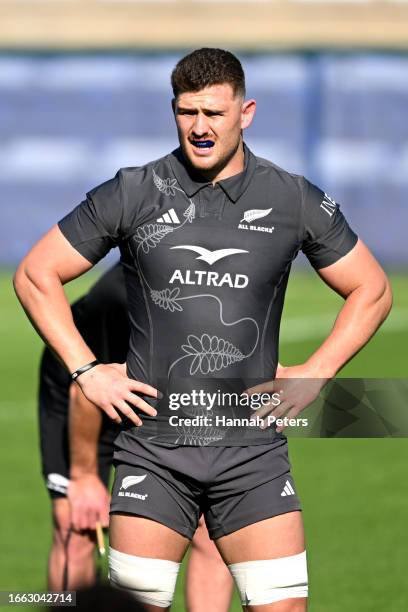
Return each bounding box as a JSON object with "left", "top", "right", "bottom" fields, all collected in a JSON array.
[{"left": 173, "top": 83, "right": 255, "bottom": 178}]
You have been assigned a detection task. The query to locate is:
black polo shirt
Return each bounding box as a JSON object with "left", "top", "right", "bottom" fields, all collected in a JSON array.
[{"left": 58, "top": 145, "right": 357, "bottom": 446}]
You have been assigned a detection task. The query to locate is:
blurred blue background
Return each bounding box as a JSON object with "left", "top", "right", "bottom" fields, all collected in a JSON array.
[{"left": 1, "top": 52, "right": 407, "bottom": 266}]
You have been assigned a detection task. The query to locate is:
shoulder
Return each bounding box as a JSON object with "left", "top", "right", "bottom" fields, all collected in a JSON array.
[
  {"left": 118, "top": 152, "right": 175, "bottom": 191},
  {"left": 252, "top": 154, "right": 309, "bottom": 201},
  {"left": 254, "top": 155, "right": 303, "bottom": 183},
  {"left": 83, "top": 153, "right": 175, "bottom": 234},
  {"left": 86, "top": 153, "right": 173, "bottom": 202}
]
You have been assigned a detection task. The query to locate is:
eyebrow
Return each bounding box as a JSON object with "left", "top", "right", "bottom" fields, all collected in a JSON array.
[{"left": 176, "top": 106, "right": 225, "bottom": 114}]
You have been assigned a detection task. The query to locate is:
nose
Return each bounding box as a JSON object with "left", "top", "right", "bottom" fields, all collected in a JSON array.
[{"left": 192, "top": 113, "right": 210, "bottom": 138}]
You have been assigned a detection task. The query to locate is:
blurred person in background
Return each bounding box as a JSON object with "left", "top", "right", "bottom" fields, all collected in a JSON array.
[
  {"left": 39, "top": 263, "right": 233, "bottom": 609},
  {"left": 38, "top": 264, "right": 124, "bottom": 589},
  {"left": 15, "top": 48, "right": 392, "bottom": 611}
]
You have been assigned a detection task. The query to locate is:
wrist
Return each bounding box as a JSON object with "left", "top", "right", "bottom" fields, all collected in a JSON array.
[
  {"left": 70, "top": 467, "right": 98, "bottom": 480},
  {"left": 304, "top": 356, "right": 338, "bottom": 379},
  {"left": 71, "top": 360, "right": 100, "bottom": 381},
  {"left": 65, "top": 349, "right": 98, "bottom": 375}
]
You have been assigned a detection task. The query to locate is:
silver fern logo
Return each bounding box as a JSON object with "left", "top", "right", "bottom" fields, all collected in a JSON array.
[
  {"left": 181, "top": 333, "right": 245, "bottom": 375},
  {"left": 152, "top": 168, "right": 182, "bottom": 197},
  {"left": 118, "top": 475, "right": 149, "bottom": 501},
  {"left": 151, "top": 287, "right": 183, "bottom": 312},
  {"left": 238, "top": 207, "right": 274, "bottom": 234},
  {"left": 240, "top": 208, "right": 272, "bottom": 223},
  {"left": 134, "top": 224, "right": 174, "bottom": 254},
  {"left": 121, "top": 475, "right": 147, "bottom": 489}
]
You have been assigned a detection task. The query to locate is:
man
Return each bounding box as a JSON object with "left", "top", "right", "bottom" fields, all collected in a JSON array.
[
  {"left": 38, "top": 264, "right": 124, "bottom": 589},
  {"left": 15, "top": 48, "right": 392, "bottom": 611},
  {"left": 38, "top": 263, "right": 233, "bottom": 609}
]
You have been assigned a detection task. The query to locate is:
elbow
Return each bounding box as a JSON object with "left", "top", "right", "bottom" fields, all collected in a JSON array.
[
  {"left": 13, "top": 256, "right": 49, "bottom": 304},
  {"left": 381, "top": 276, "right": 393, "bottom": 321},
  {"left": 375, "top": 274, "right": 393, "bottom": 324},
  {"left": 13, "top": 259, "right": 30, "bottom": 302}
]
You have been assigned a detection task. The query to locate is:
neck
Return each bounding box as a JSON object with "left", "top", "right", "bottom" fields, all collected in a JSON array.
[{"left": 186, "top": 139, "right": 245, "bottom": 184}]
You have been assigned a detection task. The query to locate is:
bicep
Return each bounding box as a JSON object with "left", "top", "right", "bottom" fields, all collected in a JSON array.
[
  {"left": 317, "top": 239, "right": 389, "bottom": 299},
  {"left": 19, "top": 225, "right": 93, "bottom": 284}
]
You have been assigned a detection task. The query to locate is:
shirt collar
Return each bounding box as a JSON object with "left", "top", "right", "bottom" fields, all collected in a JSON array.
[{"left": 168, "top": 143, "right": 256, "bottom": 203}]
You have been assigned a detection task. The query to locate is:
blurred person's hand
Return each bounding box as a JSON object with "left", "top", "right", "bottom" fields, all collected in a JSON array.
[{"left": 68, "top": 474, "right": 110, "bottom": 532}]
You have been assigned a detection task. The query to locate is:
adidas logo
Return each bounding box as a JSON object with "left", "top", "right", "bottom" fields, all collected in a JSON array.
[
  {"left": 157, "top": 208, "right": 180, "bottom": 224},
  {"left": 280, "top": 480, "right": 295, "bottom": 497}
]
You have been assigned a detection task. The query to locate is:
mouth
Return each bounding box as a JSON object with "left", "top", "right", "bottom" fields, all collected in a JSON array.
[{"left": 190, "top": 139, "right": 215, "bottom": 150}]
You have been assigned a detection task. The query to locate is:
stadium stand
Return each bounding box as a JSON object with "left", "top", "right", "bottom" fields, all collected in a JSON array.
[{"left": 1, "top": 1, "right": 408, "bottom": 50}]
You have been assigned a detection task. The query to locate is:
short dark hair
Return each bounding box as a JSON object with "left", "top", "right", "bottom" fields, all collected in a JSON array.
[{"left": 171, "top": 48, "right": 245, "bottom": 98}]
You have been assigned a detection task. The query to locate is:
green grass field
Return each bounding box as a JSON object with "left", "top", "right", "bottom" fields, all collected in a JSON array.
[{"left": 0, "top": 268, "right": 407, "bottom": 610}]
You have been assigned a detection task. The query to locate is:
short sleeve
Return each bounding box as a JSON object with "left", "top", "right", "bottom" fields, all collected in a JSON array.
[
  {"left": 58, "top": 171, "right": 124, "bottom": 264},
  {"left": 301, "top": 178, "right": 358, "bottom": 270}
]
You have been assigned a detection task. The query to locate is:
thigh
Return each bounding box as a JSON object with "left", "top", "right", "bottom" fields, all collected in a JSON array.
[
  {"left": 191, "top": 515, "right": 224, "bottom": 560},
  {"left": 215, "top": 513, "right": 307, "bottom": 612},
  {"left": 205, "top": 442, "right": 301, "bottom": 540},
  {"left": 110, "top": 444, "right": 204, "bottom": 541},
  {"left": 110, "top": 514, "right": 190, "bottom": 562},
  {"left": 191, "top": 515, "right": 213, "bottom": 551},
  {"left": 214, "top": 511, "right": 305, "bottom": 564}
]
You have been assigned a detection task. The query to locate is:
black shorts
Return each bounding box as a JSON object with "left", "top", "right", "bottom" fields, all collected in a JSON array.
[
  {"left": 111, "top": 438, "right": 301, "bottom": 540},
  {"left": 38, "top": 353, "right": 119, "bottom": 499}
]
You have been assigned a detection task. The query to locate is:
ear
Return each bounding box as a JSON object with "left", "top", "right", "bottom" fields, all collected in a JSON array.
[{"left": 241, "top": 98, "right": 256, "bottom": 130}]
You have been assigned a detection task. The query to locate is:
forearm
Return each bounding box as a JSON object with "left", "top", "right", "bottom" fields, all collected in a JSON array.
[
  {"left": 69, "top": 384, "right": 102, "bottom": 479},
  {"left": 68, "top": 384, "right": 110, "bottom": 531},
  {"left": 307, "top": 279, "right": 392, "bottom": 377}
]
